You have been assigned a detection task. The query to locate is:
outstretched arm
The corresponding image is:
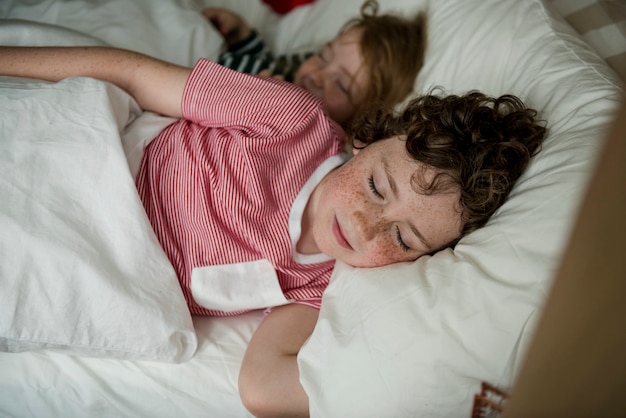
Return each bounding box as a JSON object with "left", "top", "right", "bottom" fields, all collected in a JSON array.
[
  {"left": 239, "top": 303, "right": 318, "bottom": 418},
  {"left": 0, "top": 46, "right": 191, "bottom": 118}
]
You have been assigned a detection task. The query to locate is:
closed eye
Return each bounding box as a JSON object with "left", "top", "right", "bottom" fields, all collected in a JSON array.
[
  {"left": 396, "top": 226, "right": 411, "bottom": 252},
  {"left": 317, "top": 45, "right": 331, "bottom": 63},
  {"left": 336, "top": 79, "right": 349, "bottom": 94},
  {"left": 368, "top": 175, "right": 383, "bottom": 199}
]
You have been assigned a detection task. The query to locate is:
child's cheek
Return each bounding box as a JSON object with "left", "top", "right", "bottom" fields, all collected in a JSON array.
[
  {"left": 360, "top": 241, "right": 404, "bottom": 267},
  {"left": 373, "top": 249, "right": 395, "bottom": 266},
  {"left": 293, "top": 57, "right": 315, "bottom": 87}
]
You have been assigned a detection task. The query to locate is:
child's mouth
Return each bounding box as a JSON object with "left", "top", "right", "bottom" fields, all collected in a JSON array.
[{"left": 333, "top": 216, "right": 353, "bottom": 250}]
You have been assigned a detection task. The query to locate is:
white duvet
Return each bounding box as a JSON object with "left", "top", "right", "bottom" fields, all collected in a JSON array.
[
  {"left": 0, "top": 73, "right": 264, "bottom": 417},
  {"left": 0, "top": 75, "right": 198, "bottom": 361}
]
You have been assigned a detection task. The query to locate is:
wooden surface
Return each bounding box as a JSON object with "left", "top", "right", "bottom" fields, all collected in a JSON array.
[{"left": 503, "top": 95, "right": 626, "bottom": 416}]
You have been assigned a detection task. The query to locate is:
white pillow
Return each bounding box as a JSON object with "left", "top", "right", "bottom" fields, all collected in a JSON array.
[
  {"left": 0, "top": 20, "right": 108, "bottom": 47},
  {"left": 0, "top": 0, "right": 224, "bottom": 66},
  {"left": 0, "top": 76, "right": 197, "bottom": 363},
  {"left": 290, "top": 0, "right": 623, "bottom": 416}
]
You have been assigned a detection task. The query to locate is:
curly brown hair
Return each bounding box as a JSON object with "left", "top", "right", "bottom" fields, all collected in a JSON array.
[
  {"left": 351, "top": 90, "right": 547, "bottom": 243},
  {"left": 343, "top": 0, "right": 426, "bottom": 114}
]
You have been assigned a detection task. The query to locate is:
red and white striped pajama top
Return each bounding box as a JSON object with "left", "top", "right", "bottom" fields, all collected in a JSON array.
[{"left": 136, "top": 59, "right": 346, "bottom": 316}]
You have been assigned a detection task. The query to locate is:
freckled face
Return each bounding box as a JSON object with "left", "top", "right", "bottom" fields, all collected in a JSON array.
[{"left": 307, "top": 136, "right": 465, "bottom": 268}]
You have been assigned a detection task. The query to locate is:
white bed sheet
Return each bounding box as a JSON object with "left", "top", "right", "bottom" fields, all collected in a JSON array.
[{"left": 0, "top": 312, "right": 264, "bottom": 418}]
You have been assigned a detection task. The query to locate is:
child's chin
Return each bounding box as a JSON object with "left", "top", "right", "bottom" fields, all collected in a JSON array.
[{"left": 336, "top": 257, "right": 375, "bottom": 269}]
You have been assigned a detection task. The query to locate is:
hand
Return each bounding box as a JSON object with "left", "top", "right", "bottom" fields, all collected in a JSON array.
[
  {"left": 202, "top": 7, "right": 252, "bottom": 46},
  {"left": 257, "top": 69, "right": 285, "bottom": 80}
]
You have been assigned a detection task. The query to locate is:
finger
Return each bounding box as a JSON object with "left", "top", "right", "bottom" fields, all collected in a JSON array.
[
  {"left": 202, "top": 8, "right": 220, "bottom": 22},
  {"left": 202, "top": 9, "right": 233, "bottom": 35}
]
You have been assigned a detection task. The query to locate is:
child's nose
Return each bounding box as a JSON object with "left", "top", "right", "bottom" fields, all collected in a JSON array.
[
  {"left": 308, "top": 68, "right": 325, "bottom": 88},
  {"left": 301, "top": 74, "right": 322, "bottom": 98},
  {"left": 354, "top": 209, "right": 385, "bottom": 242}
]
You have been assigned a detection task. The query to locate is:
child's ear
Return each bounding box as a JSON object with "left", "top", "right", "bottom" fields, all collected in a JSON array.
[{"left": 352, "top": 139, "right": 366, "bottom": 155}]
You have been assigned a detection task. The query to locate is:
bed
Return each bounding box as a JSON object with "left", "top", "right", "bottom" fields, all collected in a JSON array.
[{"left": 0, "top": 0, "right": 623, "bottom": 416}]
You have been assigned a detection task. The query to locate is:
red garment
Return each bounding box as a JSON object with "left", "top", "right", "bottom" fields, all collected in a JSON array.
[
  {"left": 136, "top": 59, "right": 345, "bottom": 316},
  {"left": 262, "top": 0, "right": 316, "bottom": 15}
]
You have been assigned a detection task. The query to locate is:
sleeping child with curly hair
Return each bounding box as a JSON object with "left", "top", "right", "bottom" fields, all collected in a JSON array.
[{"left": 0, "top": 45, "right": 545, "bottom": 417}]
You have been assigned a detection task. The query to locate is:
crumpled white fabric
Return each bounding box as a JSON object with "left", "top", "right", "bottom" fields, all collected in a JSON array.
[{"left": 0, "top": 76, "right": 197, "bottom": 363}]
